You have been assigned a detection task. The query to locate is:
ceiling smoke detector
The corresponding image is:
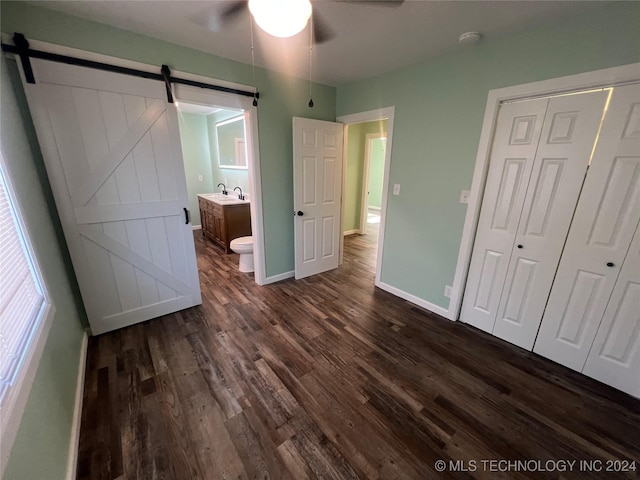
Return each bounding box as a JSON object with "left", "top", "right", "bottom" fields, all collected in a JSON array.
[{"left": 458, "top": 31, "right": 482, "bottom": 45}]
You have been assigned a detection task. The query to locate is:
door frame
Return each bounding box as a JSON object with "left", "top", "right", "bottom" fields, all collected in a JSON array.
[
  {"left": 360, "top": 132, "right": 387, "bottom": 235},
  {"left": 5, "top": 36, "right": 268, "bottom": 285},
  {"left": 337, "top": 107, "right": 395, "bottom": 286},
  {"left": 451, "top": 62, "right": 640, "bottom": 322},
  {"left": 172, "top": 84, "right": 264, "bottom": 285}
]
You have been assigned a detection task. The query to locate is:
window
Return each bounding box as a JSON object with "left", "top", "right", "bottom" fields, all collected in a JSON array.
[{"left": 0, "top": 151, "right": 54, "bottom": 472}]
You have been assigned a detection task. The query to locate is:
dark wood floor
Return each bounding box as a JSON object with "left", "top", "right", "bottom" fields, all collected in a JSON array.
[{"left": 77, "top": 227, "right": 640, "bottom": 480}]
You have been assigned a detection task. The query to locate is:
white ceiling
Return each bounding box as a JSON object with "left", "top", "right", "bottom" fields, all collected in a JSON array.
[{"left": 32, "top": 1, "right": 604, "bottom": 86}]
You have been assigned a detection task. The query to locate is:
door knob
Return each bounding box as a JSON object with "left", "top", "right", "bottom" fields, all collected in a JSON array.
[
  {"left": 297, "top": 211, "right": 304, "bottom": 216},
  {"left": 606, "top": 262, "right": 615, "bottom": 267},
  {"left": 517, "top": 244, "right": 523, "bottom": 249}
]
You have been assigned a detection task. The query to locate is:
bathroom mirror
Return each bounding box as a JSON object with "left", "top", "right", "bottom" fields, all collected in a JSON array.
[{"left": 216, "top": 115, "right": 247, "bottom": 170}]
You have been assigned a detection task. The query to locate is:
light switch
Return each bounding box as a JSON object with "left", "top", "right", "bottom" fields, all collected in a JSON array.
[
  {"left": 459, "top": 189, "right": 470, "bottom": 204},
  {"left": 393, "top": 184, "right": 401, "bottom": 195},
  {"left": 198, "top": 175, "right": 204, "bottom": 182}
]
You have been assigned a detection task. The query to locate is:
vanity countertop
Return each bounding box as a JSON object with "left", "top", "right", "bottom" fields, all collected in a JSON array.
[{"left": 198, "top": 193, "right": 249, "bottom": 206}]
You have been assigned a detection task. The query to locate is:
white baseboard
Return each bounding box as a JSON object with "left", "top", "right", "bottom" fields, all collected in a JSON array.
[
  {"left": 343, "top": 229, "right": 360, "bottom": 236},
  {"left": 66, "top": 331, "right": 88, "bottom": 480},
  {"left": 376, "top": 281, "right": 452, "bottom": 320},
  {"left": 192, "top": 225, "right": 202, "bottom": 231},
  {"left": 263, "top": 270, "right": 294, "bottom": 284}
]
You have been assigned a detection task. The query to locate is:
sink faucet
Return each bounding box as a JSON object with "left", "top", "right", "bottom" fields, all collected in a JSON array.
[
  {"left": 234, "top": 186, "right": 245, "bottom": 200},
  {"left": 217, "top": 183, "right": 227, "bottom": 195}
]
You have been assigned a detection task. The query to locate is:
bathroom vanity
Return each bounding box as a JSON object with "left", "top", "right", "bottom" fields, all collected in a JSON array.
[{"left": 198, "top": 194, "right": 251, "bottom": 253}]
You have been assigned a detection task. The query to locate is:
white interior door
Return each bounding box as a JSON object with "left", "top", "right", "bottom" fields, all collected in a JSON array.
[
  {"left": 461, "top": 98, "right": 548, "bottom": 332},
  {"left": 20, "top": 59, "right": 201, "bottom": 335},
  {"left": 492, "top": 91, "right": 609, "bottom": 349},
  {"left": 534, "top": 83, "right": 640, "bottom": 371},
  {"left": 293, "top": 117, "right": 344, "bottom": 279},
  {"left": 583, "top": 223, "right": 640, "bottom": 398}
]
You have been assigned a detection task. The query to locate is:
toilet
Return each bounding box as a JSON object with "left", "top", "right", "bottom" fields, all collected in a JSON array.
[{"left": 229, "top": 236, "right": 254, "bottom": 273}]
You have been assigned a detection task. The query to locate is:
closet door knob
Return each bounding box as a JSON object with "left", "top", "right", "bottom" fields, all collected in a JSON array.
[
  {"left": 606, "top": 262, "right": 615, "bottom": 267},
  {"left": 517, "top": 244, "right": 523, "bottom": 249}
]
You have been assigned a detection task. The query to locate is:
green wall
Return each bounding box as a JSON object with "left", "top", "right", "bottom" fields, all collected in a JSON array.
[
  {"left": 343, "top": 120, "right": 387, "bottom": 232},
  {"left": 1, "top": 1, "right": 336, "bottom": 279},
  {"left": 336, "top": 2, "right": 640, "bottom": 309},
  {"left": 368, "top": 137, "right": 386, "bottom": 209},
  {"left": 1, "top": 55, "right": 86, "bottom": 480},
  {"left": 178, "top": 112, "right": 214, "bottom": 227}
]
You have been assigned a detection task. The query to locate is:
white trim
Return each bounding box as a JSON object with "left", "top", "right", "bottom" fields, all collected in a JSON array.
[
  {"left": 192, "top": 225, "right": 202, "bottom": 231},
  {"left": 338, "top": 124, "right": 349, "bottom": 266},
  {"left": 337, "top": 107, "right": 395, "bottom": 287},
  {"left": 65, "top": 331, "right": 88, "bottom": 480},
  {"left": 449, "top": 62, "right": 640, "bottom": 322},
  {"left": 263, "top": 270, "right": 294, "bottom": 284},
  {"left": 2, "top": 36, "right": 267, "bottom": 287},
  {"left": 361, "top": 132, "right": 386, "bottom": 234},
  {"left": 377, "top": 281, "right": 449, "bottom": 318},
  {"left": 343, "top": 229, "right": 360, "bottom": 236},
  {"left": 0, "top": 153, "right": 56, "bottom": 476},
  {"left": 0, "top": 306, "right": 54, "bottom": 477}
]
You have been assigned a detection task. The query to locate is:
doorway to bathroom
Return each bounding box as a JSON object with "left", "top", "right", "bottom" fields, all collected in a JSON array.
[
  {"left": 172, "top": 83, "right": 265, "bottom": 284},
  {"left": 337, "top": 107, "right": 395, "bottom": 284}
]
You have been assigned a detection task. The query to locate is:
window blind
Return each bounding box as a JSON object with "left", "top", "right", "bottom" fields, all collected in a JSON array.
[{"left": 0, "top": 165, "right": 45, "bottom": 404}]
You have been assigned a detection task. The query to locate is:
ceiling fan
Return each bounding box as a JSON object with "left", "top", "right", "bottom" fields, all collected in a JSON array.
[{"left": 199, "top": 0, "right": 405, "bottom": 44}]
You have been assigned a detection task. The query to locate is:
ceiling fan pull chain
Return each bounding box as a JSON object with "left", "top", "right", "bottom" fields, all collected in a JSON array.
[
  {"left": 250, "top": 15, "right": 258, "bottom": 107},
  {"left": 308, "top": 13, "right": 314, "bottom": 108}
]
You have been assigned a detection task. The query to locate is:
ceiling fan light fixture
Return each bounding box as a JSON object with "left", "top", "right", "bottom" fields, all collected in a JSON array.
[
  {"left": 458, "top": 31, "right": 482, "bottom": 45},
  {"left": 248, "top": 0, "right": 312, "bottom": 38}
]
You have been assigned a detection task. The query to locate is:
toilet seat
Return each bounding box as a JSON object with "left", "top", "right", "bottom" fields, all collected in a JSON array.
[{"left": 230, "top": 236, "right": 253, "bottom": 253}]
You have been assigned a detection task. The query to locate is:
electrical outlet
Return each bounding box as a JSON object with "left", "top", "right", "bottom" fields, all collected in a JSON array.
[
  {"left": 393, "top": 184, "right": 401, "bottom": 195},
  {"left": 198, "top": 174, "right": 203, "bottom": 182},
  {"left": 444, "top": 285, "right": 452, "bottom": 298},
  {"left": 459, "top": 190, "right": 470, "bottom": 204}
]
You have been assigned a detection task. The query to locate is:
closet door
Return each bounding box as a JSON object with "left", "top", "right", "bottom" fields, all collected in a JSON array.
[
  {"left": 583, "top": 224, "right": 640, "bottom": 398},
  {"left": 534, "top": 84, "right": 640, "bottom": 371},
  {"left": 492, "top": 91, "right": 609, "bottom": 349},
  {"left": 461, "top": 99, "right": 547, "bottom": 332}
]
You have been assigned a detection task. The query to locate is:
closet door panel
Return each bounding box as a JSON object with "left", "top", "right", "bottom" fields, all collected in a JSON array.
[
  {"left": 583, "top": 225, "right": 640, "bottom": 398},
  {"left": 492, "top": 91, "right": 609, "bottom": 349},
  {"left": 461, "top": 99, "right": 548, "bottom": 332},
  {"left": 534, "top": 84, "right": 640, "bottom": 371}
]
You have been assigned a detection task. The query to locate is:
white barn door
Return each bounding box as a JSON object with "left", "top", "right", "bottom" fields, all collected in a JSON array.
[
  {"left": 293, "top": 117, "right": 344, "bottom": 279},
  {"left": 20, "top": 59, "right": 201, "bottom": 335}
]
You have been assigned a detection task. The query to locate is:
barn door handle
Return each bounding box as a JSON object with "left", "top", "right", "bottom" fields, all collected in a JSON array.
[{"left": 184, "top": 207, "right": 191, "bottom": 224}]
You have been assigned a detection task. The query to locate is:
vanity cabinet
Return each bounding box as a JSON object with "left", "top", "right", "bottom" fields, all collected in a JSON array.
[{"left": 198, "top": 196, "right": 251, "bottom": 253}]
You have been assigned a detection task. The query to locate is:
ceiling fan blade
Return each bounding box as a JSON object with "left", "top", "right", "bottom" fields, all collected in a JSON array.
[
  {"left": 220, "top": 0, "right": 248, "bottom": 23},
  {"left": 312, "top": 11, "right": 335, "bottom": 45}
]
